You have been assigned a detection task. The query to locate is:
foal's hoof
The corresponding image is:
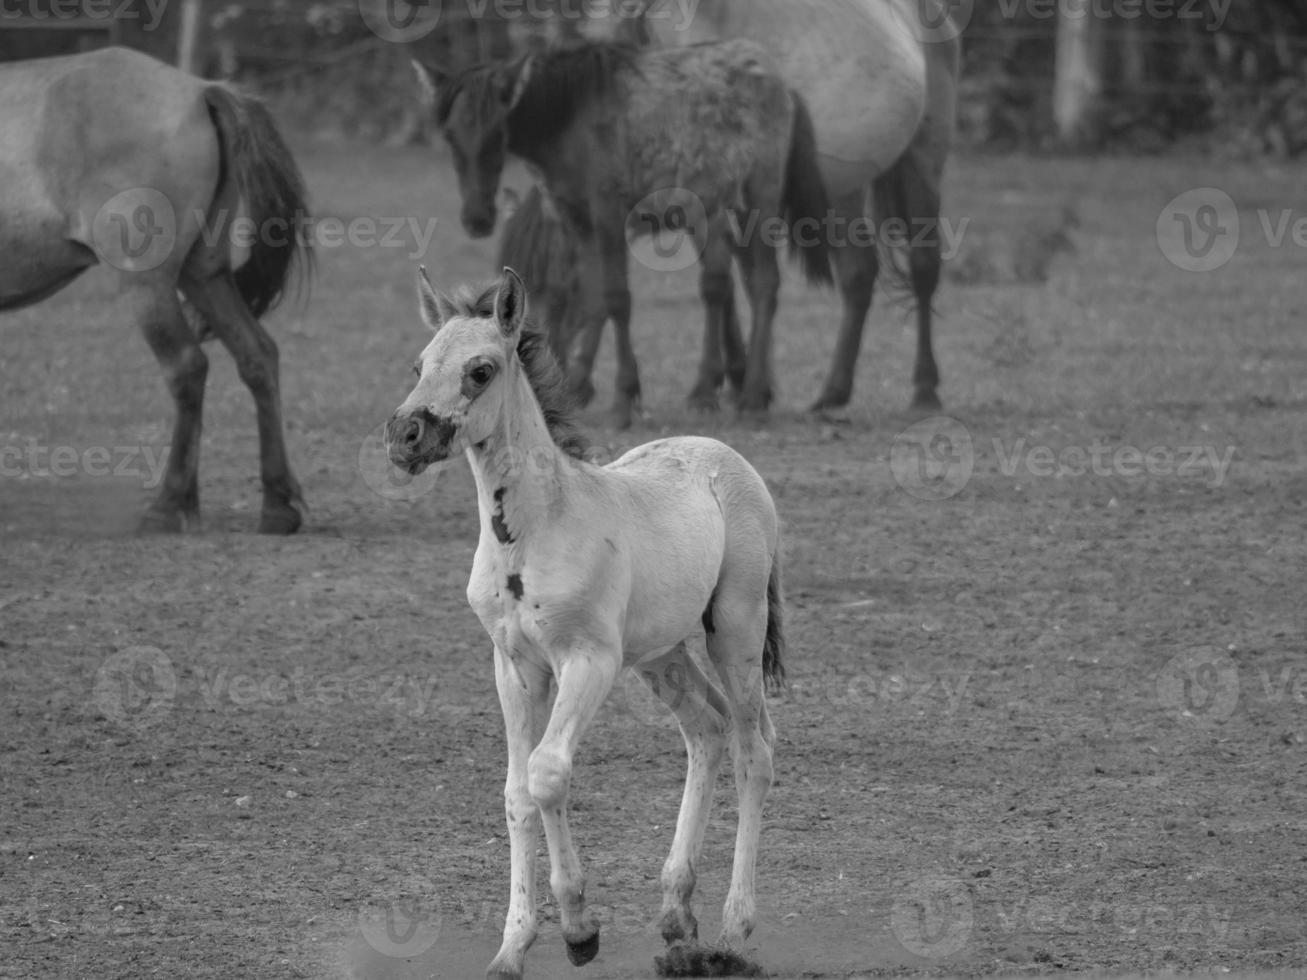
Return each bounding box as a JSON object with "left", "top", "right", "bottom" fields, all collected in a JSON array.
[
  {"left": 138, "top": 507, "right": 199, "bottom": 535},
  {"left": 565, "top": 929, "right": 600, "bottom": 967},
  {"left": 659, "top": 907, "right": 699, "bottom": 945}
]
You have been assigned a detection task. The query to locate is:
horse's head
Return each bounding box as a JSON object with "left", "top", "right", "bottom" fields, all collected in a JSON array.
[
  {"left": 416, "top": 59, "right": 532, "bottom": 239},
  {"left": 386, "top": 267, "right": 528, "bottom": 474}
]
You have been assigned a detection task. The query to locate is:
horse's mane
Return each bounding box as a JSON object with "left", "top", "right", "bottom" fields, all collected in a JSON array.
[
  {"left": 444, "top": 283, "right": 589, "bottom": 460},
  {"left": 436, "top": 40, "right": 638, "bottom": 149}
]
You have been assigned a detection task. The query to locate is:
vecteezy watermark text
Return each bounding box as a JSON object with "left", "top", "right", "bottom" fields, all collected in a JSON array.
[
  {"left": 993, "top": 438, "right": 1235, "bottom": 488},
  {"left": 0, "top": 0, "right": 170, "bottom": 31},
  {"left": 358, "top": 0, "right": 701, "bottom": 44},
  {"left": 2, "top": 441, "right": 168, "bottom": 489}
]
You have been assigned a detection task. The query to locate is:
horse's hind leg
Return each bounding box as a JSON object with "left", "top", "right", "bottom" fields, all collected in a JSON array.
[
  {"left": 703, "top": 587, "right": 775, "bottom": 946},
  {"left": 734, "top": 225, "right": 782, "bottom": 415},
  {"left": 811, "top": 191, "right": 879, "bottom": 413},
  {"left": 637, "top": 644, "right": 730, "bottom": 945},
  {"left": 898, "top": 156, "right": 945, "bottom": 411},
  {"left": 128, "top": 281, "right": 208, "bottom": 533},
  {"left": 687, "top": 217, "right": 735, "bottom": 411},
  {"left": 180, "top": 272, "right": 304, "bottom": 534}
]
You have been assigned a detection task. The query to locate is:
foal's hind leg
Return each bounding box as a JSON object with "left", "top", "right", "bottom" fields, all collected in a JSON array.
[
  {"left": 811, "top": 191, "right": 879, "bottom": 413},
  {"left": 636, "top": 644, "right": 730, "bottom": 945},
  {"left": 128, "top": 281, "right": 208, "bottom": 533},
  {"left": 703, "top": 590, "right": 775, "bottom": 946},
  {"left": 180, "top": 272, "right": 305, "bottom": 534}
]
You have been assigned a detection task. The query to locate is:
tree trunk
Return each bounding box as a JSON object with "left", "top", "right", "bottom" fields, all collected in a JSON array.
[
  {"left": 177, "top": 0, "right": 202, "bottom": 74},
  {"left": 1054, "top": 9, "right": 1104, "bottom": 146}
]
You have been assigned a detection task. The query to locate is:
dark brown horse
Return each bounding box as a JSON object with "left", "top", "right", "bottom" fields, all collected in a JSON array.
[
  {"left": 467, "top": 0, "right": 959, "bottom": 412},
  {"left": 418, "top": 38, "right": 831, "bottom": 425},
  {"left": 0, "top": 46, "right": 310, "bottom": 532}
]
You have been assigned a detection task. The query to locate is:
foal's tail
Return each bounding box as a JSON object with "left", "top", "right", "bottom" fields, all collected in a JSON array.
[
  {"left": 203, "top": 85, "right": 312, "bottom": 318},
  {"left": 783, "top": 91, "right": 834, "bottom": 288},
  {"left": 763, "top": 547, "right": 786, "bottom": 693}
]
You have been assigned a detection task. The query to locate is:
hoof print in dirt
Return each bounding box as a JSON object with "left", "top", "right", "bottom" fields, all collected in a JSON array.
[{"left": 655, "top": 943, "right": 765, "bottom": 978}]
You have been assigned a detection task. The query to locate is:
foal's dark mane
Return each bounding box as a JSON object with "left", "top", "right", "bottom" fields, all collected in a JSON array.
[
  {"left": 436, "top": 40, "right": 639, "bottom": 149},
  {"left": 445, "top": 284, "right": 588, "bottom": 460}
]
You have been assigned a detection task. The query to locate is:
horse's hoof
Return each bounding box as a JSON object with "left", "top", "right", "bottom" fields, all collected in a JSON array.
[
  {"left": 569, "top": 377, "right": 597, "bottom": 408},
  {"left": 735, "top": 392, "right": 772, "bottom": 418},
  {"left": 686, "top": 388, "right": 719, "bottom": 413},
  {"left": 911, "top": 389, "right": 943, "bottom": 412},
  {"left": 138, "top": 507, "right": 199, "bottom": 535},
  {"left": 258, "top": 508, "right": 302, "bottom": 535},
  {"left": 258, "top": 496, "right": 305, "bottom": 535},
  {"left": 565, "top": 929, "right": 600, "bottom": 966},
  {"left": 809, "top": 389, "right": 849, "bottom": 413}
]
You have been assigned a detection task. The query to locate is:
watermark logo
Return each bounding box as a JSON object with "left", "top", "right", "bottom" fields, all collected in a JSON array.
[
  {"left": 891, "top": 875, "right": 973, "bottom": 957},
  {"left": 92, "top": 188, "right": 177, "bottom": 273},
  {"left": 1157, "top": 188, "right": 1239, "bottom": 273},
  {"left": 90, "top": 646, "right": 176, "bottom": 729},
  {"left": 994, "top": 438, "right": 1235, "bottom": 488},
  {"left": 891, "top": 0, "right": 973, "bottom": 44},
  {"left": 891, "top": 417, "right": 974, "bottom": 501},
  {"left": 359, "top": 0, "right": 442, "bottom": 42},
  {"left": 1157, "top": 649, "right": 1240, "bottom": 724},
  {"left": 626, "top": 188, "right": 709, "bottom": 273},
  {"left": 358, "top": 424, "right": 444, "bottom": 502},
  {"left": 358, "top": 902, "right": 443, "bottom": 958}
]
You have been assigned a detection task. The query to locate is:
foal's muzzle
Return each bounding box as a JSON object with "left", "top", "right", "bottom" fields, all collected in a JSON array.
[
  {"left": 461, "top": 202, "right": 497, "bottom": 240},
  {"left": 385, "top": 409, "right": 457, "bottom": 475}
]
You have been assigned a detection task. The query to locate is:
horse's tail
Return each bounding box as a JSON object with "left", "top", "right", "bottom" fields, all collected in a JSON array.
[
  {"left": 497, "top": 186, "right": 572, "bottom": 297},
  {"left": 202, "top": 84, "right": 312, "bottom": 318},
  {"left": 870, "top": 143, "right": 943, "bottom": 302},
  {"left": 763, "top": 545, "right": 786, "bottom": 693},
  {"left": 783, "top": 91, "right": 834, "bottom": 287}
]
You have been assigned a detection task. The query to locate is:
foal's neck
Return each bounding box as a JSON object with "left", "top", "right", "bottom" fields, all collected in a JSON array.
[{"left": 466, "top": 363, "right": 569, "bottom": 552}]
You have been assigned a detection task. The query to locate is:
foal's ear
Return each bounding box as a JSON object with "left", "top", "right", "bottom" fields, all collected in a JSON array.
[
  {"left": 495, "top": 268, "right": 528, "bottom": 339},
  {"left": 412, "top": 60, "right": 446, "bottom": 112},
  {"left": 417, "top": 266, "right": 456, "bottom": 331}
]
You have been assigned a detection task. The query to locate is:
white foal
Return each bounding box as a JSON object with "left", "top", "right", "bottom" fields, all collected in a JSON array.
[{"left": 386, "top": 268, "right": 784, "bottom": 980}]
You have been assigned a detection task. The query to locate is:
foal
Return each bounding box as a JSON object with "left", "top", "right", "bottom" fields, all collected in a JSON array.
[{"left": 386, "top": 268, "right": 784, "bottom": 980}]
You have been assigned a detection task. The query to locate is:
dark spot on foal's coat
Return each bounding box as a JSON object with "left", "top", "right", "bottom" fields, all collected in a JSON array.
[
  {"left": 491, "top": 487, "right": 514, "bottom": 544},
  {"left": 506, "top": 574, "right": 524, "bottom": 601}
]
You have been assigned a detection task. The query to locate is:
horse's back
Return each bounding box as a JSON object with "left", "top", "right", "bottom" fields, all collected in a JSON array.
[
  {"left": 645, "top": 0, "right": 934, "bottom": 188},
  {"left": 620, "top": 40, "right": 792, "bottom": 206},
  {"left": 0, "top": 47, "right": 220, "bottom": 281}
]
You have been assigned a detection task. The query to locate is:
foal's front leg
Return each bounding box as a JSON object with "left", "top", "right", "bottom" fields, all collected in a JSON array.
[
  {"left": 488, "top": 649, "right": 550, "bottom": 980},
  {"left": 530, "top": 648, "right": 620, "bottom": 964}
]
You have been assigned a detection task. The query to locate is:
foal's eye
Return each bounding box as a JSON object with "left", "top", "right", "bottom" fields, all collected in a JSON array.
[
  {"left": 412, "top": 361, "right": 422, "bottom": 379},
  {"left": 469, "top": 364, "right": 495, "bottom": 388}
]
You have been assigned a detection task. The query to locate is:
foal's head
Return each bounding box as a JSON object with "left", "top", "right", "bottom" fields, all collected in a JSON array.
[
  {"left": 386, "top": 268, "right": 529, "bottom": 475},
  {"left": 416, "top": 59, "right": 529, "bottom": 239}
]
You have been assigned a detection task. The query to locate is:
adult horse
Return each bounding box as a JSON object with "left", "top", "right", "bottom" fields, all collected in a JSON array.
[
  {"left": 0, "top": 46, "right": 310, "bottom": 532},
  {"left": 420, "top": 38, "right": 831, "bottom": 424},
  {"left": 462, "top": 0, "right": 960, "bottom": 411}
]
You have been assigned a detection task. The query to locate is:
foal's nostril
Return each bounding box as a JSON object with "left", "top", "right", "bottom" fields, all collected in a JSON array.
[{"left": 402, "top": 417, "right": 424, "bottom": 447}]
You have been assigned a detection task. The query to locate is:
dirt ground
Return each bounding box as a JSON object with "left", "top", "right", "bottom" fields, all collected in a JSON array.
[{"left": 2, "top": 143, "right": 1306, "bottom": 980}]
